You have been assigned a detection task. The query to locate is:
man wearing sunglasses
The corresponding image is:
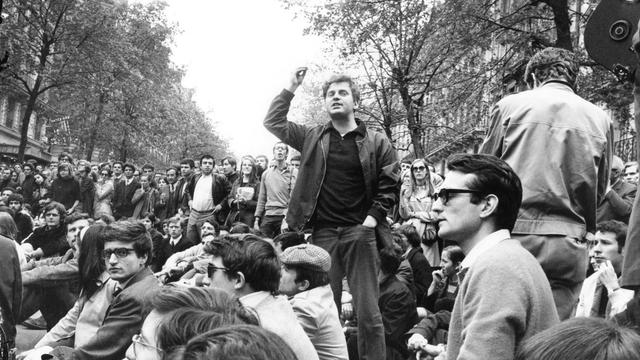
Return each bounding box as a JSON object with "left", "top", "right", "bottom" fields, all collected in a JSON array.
[
  {"left": 418, "top": 154, "right": 558, "bottom": 360},
  {"left": 71, "top": 221, "right": 159, "bottom": 360},
  {"left": 480, "top": 47, "right": 613, "bottom": 320}
]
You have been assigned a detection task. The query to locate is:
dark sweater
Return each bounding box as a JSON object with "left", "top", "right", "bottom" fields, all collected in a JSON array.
[
  {"left": 51, "top": 177, "right": 80, "bottom": 211},
  {"left": 24, "top": 224, "right": 68, "bottom": 258}
]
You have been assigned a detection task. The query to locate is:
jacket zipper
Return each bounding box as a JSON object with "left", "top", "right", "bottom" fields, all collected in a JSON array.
[{"left": 305, "top": 128, "right": 328, "bottom": 229}]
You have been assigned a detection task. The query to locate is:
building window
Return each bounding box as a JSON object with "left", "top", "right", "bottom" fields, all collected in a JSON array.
[{"left": 5, "top": 97, "right": 15, "bottom": 129}]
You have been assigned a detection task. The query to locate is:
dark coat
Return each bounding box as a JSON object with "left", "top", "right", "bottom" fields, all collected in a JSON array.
[
  {"left": 379, "top": 274, "right": 419, "bottom": 360},
  {"left": 597, "top": 179, "right": 636, "bottom": 223},
  {"left": 406, "top": 247, "right": 432, "bottom": 307},
  {"left": 0, "top": 235, "right": 21, "bottom": 344},
  {"left": 23, "top": 224, "right": 68, "bottom": 258},
  {"left": 155, "top": 235, "right": 196, "bottom": 271},
  {"left": 51, "top": 177, "right": 80, "bottom": 211},
  {"left": 113, "top": 178, "right": 140, "bottom": 219},
  {"left": 186, "top": 174, "right": 231, "bottom": 210},
  {"left": 72, "top": 268, "right": 160, "bottom": 360},
  {"left": 225, "top": 179, "right": 260, "bottom": 227}
]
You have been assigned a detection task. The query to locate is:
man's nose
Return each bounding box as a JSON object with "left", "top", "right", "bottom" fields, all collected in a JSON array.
[{"left": 108, "top": 253, "right": 118, "bottom": 264}]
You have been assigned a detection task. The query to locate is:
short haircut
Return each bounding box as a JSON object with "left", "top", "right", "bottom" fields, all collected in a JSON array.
[
  {"left": 43, "top": 202, "right": 67, "bottom": 223},
  {"left": 223, "top": 156, "right": 237, "bottom": 168},
  {"left": 322, "top": 74, "right": 361, "bottom": 104},
  {"left": 23, "top": 163, "right": 34, "bottom": 171},
  {"left": 204, "top": 234, "right": 280, "bottom": 293},
  {"left": 446, "top": 153, "right": 522, "bottom": 231},
  {"left": 228, "top": 222, "right": 251, "bottom": 234},
  {"left": 166, "top": 166, "right": 179, "bottom": 175},
  {"left": 200, "top": 155, "right": 215, "bottom": 164},
  {"left": 1, "top": 187, "right": 15, "bottom": 194},
  {"left": 596, "top": 220, "right": 628, "bottom": 252},
  {"left": 141, "top": 212, "right": 157, "bottom": 223},
  {"left": 166, "top": 325, "right": 298, "bottom": 360},
  {"left": 113, "top": 161, "right": 123, "bottom": 168},
  {"left": 290, "top": 154, "right": 300, "bottom": 162},
  {"left": 167, "top": 216, "right": 182, "bottom": 227},
  {"left": 7, "top": 193, "right": 23, "bottom": 204},
  {"left": 379, "top": 246, "right": 402, "bottom": 275},
  {"left": 180, "top": 159, "right": 195, "bottom": 168},
  {"left": 65, "top": 212, "right": 91, "bottom": 226},
  {"left": 396, "top": 224, "right": 421, "bottom": 248},
  {"left": 442, "top": 245, "right": 465, "bottom": 264},
  {"left": 57, "top": 163, "right": 72, "bottom": 174},
  {"left": 515, "top": 317, "right": 640, "bottom": 360},
  {"left": 273, "top": 232, "right": 306, "bottom": 251},
  {"left": 142, "top": 163, "right": 154, "bottom": 171},
  {"left": 524, "top": 47, "right": 578, "bottom": 88},
  {"left": 103, "top": 221, "right": 152, "bottom": 265},
  {"left": 284, "top": 264, "right": 330, "bottom": 290},
  {"left": 273, "top": 142, "right": 289, "bottom": 154}
]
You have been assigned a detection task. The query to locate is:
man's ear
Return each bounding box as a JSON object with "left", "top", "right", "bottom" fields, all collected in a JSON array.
[
  {"left": 297, "top": 279, "right": 311, "bottom": 292},
  {"left": 479, "top": 194, "right": 499, "bottom": 220},
  {"left": 234, "top": 271, "right": 246, "bottom": 290}
]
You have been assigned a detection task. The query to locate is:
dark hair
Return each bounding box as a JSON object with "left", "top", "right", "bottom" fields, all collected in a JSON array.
[
  {"left": 273, "top": 232, "right": 306, "bottom": 251},
  {"left": 223, "top": 156, "right": 237, "bottom": 169},
  {"left": 272, "top": 142, "right": 289, "bottom": 155},
  {"left": 95, "top": 214, "right": 115, "bottom": 224},
  {"left": 99, "top": 167, "right": 112, "bottom": 177},
  {"left": 167, "top": 216, "right": 182, "bottom": 227},
  {"left": 0, "top": 212, "right": 18, "bottom": 241},
  {"left": 23, "top": 163, "right": 34, "bottom": 171},
  {"left": 290, "top": 154, "right": 300, "bottom": 162},
  {"left": 43, "top": 202, "right": 67, "bottom": 224},
  {"left": 255, "top": 155, "right": 269, "bottom": 166},
  {"left": 396, "top": 224, "right": 421, "bottom": 248},
  {"left": 524, "top": 47, "right": 578, "bottom": 88},
  {"left": 103, "top": 221, "right": 152, "bottom": 265},
  {"left": 57, "top": 163, "right": 73, "bottom": 176},
  {"left": 322, "top": 74, "right": 361, "bottom": 104},
  {"left": 166, "top": 166, "right": 179, "bottom": 175},
  {"left": 142, "top": 163, "right": 155, "bottom": 172},
  {"left": 515, "top": 317, "right": 640, "bottom": 360},
  {"left": 285, "top": 264, "right": 330, "bottom": 290},
  {"left": 442, "top": 245, "right": 465, "bottom": 264},
  {"left": 380, "top": 246, "right": 402, "bottom": 275},
  {"left": 204, "top": 234, "right": 280, "bottom": 294},
  {"left": 180, "top": 159, "right": 195, "bottom": 168},
  {"left": 78, "top": 225, "right": 107, "bottom": 299},
  {"left": 228, "top": 222, "right": 251, "bottom": 234},
  {"left": 141, "top": 213, "right": 157, "bottom": 223},
  {"left": 113, "top": 161, "right": 123, "bottom": 168},
  {"left": 200, "top": 155, "right": 215, "bottom": 164},
  {"left": 446, "top": 154, "right": 522, "bottom": 231},
  {"left": 166, "top": 325, "right": 298, "bottom": 360},
  {"left": 123, "top": 163, "right": 136, "bottom": 172},
  {"left": 596, "top": 220, "right": 628, "bottom": 252},
  {"left": 65, "top": 212, "right": 91, "bottom": 226},
  {"left": 58, "top": 152, "right": 73, "bottom": 163},
  {"left": 7, "top": 193, "right": 23, "bottom": 204}
]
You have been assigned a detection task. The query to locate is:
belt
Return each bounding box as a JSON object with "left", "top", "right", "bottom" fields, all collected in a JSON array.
[{"left": 192, "top": 208, "right": 214, "bottom": 213}]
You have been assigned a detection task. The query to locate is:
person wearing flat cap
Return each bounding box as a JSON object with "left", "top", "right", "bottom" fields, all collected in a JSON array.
[{"left": 279, "top": 244, "right": 348, "bottom": 360}]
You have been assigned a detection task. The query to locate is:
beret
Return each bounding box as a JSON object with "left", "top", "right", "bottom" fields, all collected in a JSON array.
[{"left": 280, "top": 244, "right": 331, "bottom": 272}]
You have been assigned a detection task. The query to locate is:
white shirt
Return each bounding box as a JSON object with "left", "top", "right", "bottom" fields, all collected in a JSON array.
[
  {"left": 192, "top": 174, "right": 214, "bottom": 211},
  {"left": 239, "top": 290, "right": 271, "bottom": 309},
  {"left": 124, "top": 177, "right": 134, "bottom": 186},
  {"left": 460, "top": 229, "right": 511, "bottom": 269},
  {"left": 170, "top": 235, "right": 182, "bottom": 247}
]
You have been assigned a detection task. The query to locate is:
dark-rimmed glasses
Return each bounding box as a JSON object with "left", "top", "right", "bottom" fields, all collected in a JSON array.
[
  {"left": 412, "top": 166, "right": 426, "bottom": 172},
  {"left": 433, "top": 188, "right": 483, "bottom": 205},
  {"left": 207, "top": 264, "right": 229, "bottom": 278},
  {"left": 102, "top": 248, "right": 136, "bottom": 260}
]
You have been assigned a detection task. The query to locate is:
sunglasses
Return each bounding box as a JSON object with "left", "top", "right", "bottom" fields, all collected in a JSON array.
[
  {"left": 207, "top": 264, "right": 229, "bottom": 278},
  {"left": 433, "top": 188, "right": 483, "bottom": 205},
  {"left": 412, "top": 166, "right": 426, "bottom": 171},
  {"left": 102, "top": 248, "right": 136, "bottom": 259}
]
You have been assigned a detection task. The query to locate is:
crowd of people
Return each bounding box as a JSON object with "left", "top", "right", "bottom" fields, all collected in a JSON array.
[{"left": 0, "top": 46, "right": 639, "bottom": 360}]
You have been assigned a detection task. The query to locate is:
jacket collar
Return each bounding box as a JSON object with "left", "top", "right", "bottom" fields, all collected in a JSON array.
[{"left": 323, "top": 118, "right": 367, "bottom": 137}]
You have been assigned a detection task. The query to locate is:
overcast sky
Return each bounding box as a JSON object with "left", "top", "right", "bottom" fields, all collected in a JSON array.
[{"left": 162, "top": 0, "right": 326, "bottom": 158}]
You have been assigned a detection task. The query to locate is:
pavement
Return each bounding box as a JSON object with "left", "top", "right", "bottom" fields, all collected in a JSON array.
[{"left": 15, "top": 324, "right": 46, "bottom": 352}]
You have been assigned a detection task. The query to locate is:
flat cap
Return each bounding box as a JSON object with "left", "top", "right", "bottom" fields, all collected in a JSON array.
[{"left": 280, "top": 244, "right": 331, "bottom": 272}]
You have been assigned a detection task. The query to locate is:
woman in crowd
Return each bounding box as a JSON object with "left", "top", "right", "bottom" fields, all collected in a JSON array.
[
  {"left": 21, "top": 202, "right": 68, "bottom": 260},
  {"left": 94, "top": 169, "right": 113, "bottom": 219},
  {"left": 0, "top": 212, "right": 22, "bottom": 350},
  {"left": 225, "top": 156, "right": 260, "bottom": 228},
  {"left": 51, "top": 164, "right": 80, "bottom": 215},
  {"left": 77, "top": 165, "right": 95, "bottom": 217},
  {"left": 0, "top": 212, "right": 26, "bottom": 265},
  {"left": 399, "top": 158, "right": 439, "bottom": 265},
  {"left": 425, "top": 245, "right": 464, "bottom": 312},
  {"left": 19, "top": 224, "right": 118, "bottom": 358},
  {"left": 32, "top": 172, "right": 51, "bottom": 219}
]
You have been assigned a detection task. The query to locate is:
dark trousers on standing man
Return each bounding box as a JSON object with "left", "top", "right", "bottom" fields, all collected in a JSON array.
[{"left": 312, "top": 224, "right": 385, "bottom": 360}]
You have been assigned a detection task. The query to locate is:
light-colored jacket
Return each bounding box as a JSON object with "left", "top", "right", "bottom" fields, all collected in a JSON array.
[
  {"left": 480, "top": 81, "right": 613, "bottom": 237},
  {"left": 290, "top": 285, "right": 348, "bottom": 360},
  {"left": 162, "top": 243, "right": 205, "bottom": 271}
]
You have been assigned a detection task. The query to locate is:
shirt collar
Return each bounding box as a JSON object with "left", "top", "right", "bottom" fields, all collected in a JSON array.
[
  {"left": 239, "top": 290, "right": 271, "bottom": 309},
  {"left": 460, "top": 229, "right": 511, "bottom": 269},
  {"left": 325, "top": 119, "right": 367, "bottom": 137}
]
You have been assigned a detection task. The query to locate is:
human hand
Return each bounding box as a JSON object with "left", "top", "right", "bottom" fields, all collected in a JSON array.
[
  {"left": 598, "top": 260, "right": 620, "bottom": 293},
  {"left": 341, "top": 302, "right": 354, "bottom": 320},
  {"left": 362, "top": 215, "right": 377, "bottom": 228},
  {"left": 432, "top": 269, "right": 444, "bottom": 282},
  {"left": 407, "top": 333, "right": 429, "bottom": 351},
  {"left": 286, "top": 67, "right": 308, "bottom": 93},
  {"left": 280, "top": 220, "right": 289, "bottom": 233},
  {"left": 213, "top": 204, "right": 222, "bottom": 213},
  {"left": 253, "top": 219, "right": 261, "bottom": 232}
]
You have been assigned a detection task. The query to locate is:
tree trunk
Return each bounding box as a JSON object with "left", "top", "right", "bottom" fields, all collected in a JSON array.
[
  {"left": 17, "top": 76, "right": 43, "bottom": 162},
  {"left": 85, "top": 93, "right": 106, "bottom": 161},
  {"left": 120, "top": 130, "right": 127, "bottom": 162},
  {"left": 397, "top": 79, "right": 425, "bottom": 158},
  {"left": 549, "top": 0, "right": 573, "bottom": 50}
]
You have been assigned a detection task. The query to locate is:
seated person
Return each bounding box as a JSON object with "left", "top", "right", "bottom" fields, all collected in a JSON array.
[
  {"left": 204, "top": 234, "right": 319, "bottom": 360},
  {"left": 155, "top": 216, "right": 194, "bottom": 270},
  {"left": 18, "top": 225, "right": 116, "bottom": 360},
  {"left": 141, "top": 213, "right": 165, "bottom": 272},
  {"left": 47, "top": 221, "right": 160, "bottom": 360},
  {"left": 424, "top": 245, "right": 464, "bottom": 312},
  {"left": 395, "top": 224, "right": 432, "bottom": 307},
  {"left": 124, "top": 286, "right": 257, "bottom": 360},
  {"left": 273, "top": 231, "right": 306, "bottom": 255},
  {"left": 159, "top": 218, "right": 218, "bottom": 280},
  {"left": 22, "top": 202, "right": 68, "bottom": 260},
  {"left": 405, "top": 298, "right": 454, "bottom": 351},
  {"left": 19, "top": 213, "right": 91, "bottom": 331},
  {"left": 279, "top": 244, "right": 348, "bottom": 360},
  {"left": 516, "top": 317, "right": 640, "bottom": 360},
  {"left": 575, "top": 220, "right": 634, "bottom": 318},
  {"left": 8, "top": 193, "right": 33, "bottom": 242},
  {"left": 165, "top": 325, "right": 298, "bottom": 360}
]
